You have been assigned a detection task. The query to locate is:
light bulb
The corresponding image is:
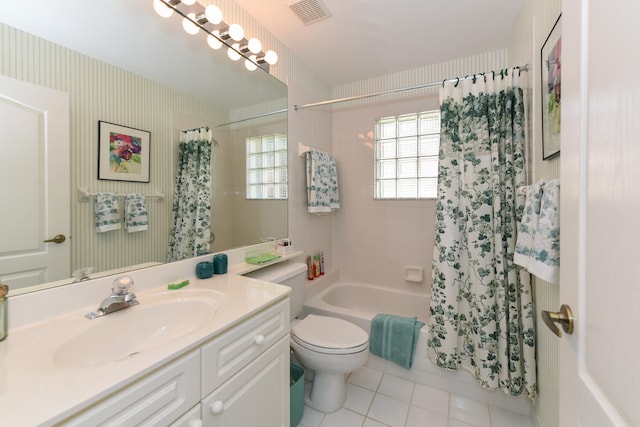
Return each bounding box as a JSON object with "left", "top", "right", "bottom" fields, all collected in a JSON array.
[
  {"left": 181, "top": 0, "right": 196, "bottom": 5},
  {"left": 207, "top": 33, "right": 222, "bottom": 50},
  {"left": 228, "top": 24, "right": 244, "bottom": 41},
  {"left": 182, "top": 13, "right": 200, "bottom": 35},
  {"left": 264, "top": 50, "right": 278, "bottom": 65},
  {"left": 247, "top": 38, "right": 262, "bottom": 54},
  {"left": 227, "top": 44, "right": 241, "bottom": 61},
  {"left": 153, "top": 0, "right": 174, "bottom": 18},
  {"left": 205, "top": 5, "right": 223, "bottom": 24},
  {"left": 245, "top": 55, "right": 258, "bottom": 71}
]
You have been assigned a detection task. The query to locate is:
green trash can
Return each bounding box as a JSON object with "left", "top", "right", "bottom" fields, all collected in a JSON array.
[{"left": 290, "top": 363, "right": 305, "bottom": 427}]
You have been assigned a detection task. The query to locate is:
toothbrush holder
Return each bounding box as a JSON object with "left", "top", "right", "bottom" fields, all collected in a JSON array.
[{"left": 213, "top": 253, "right": 228, "bottom": 274}]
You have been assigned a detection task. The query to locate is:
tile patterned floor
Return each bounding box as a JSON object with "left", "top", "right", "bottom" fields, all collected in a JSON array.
[{"left": 296, "top": 366, "right": 533, "bottom": 427}]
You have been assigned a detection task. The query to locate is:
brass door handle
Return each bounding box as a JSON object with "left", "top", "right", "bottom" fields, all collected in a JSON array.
[
  {"left": 542, "top": 304, "right": 574, "bottom": 337},
  {"left": 44, "top": 234, "right": 66, "bottom": 244}
]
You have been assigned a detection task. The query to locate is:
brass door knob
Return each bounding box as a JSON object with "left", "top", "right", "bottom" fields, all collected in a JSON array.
[
  {"left": 542, "top": 304, "right": 574, "bottom": 337},
  {"left": 44, "top": 234, "right": 66, "bottom": 244}
]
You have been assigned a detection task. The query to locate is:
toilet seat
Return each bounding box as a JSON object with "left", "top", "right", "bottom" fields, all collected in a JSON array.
[{"left": 291, "top": 314, "right": 369, "bottom": 355}]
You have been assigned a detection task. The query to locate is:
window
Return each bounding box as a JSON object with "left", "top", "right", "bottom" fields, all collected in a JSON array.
[
  {"left": 374, "top": 110, "right": 440, "bottom": 199},
  {"left": 246, "top": 133, "right": 288, "bottom": 199}
]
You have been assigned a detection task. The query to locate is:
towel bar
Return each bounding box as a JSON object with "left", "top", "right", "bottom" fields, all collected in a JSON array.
[
  {"left": 298, "top": 142, "right": 312, "bottom": 157},
  {"left": 77, "top": 187, "right": 164, "bottom": 202}
]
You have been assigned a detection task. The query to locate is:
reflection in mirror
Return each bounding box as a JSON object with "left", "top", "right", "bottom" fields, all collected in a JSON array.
[{"left": 0, "top": 0, "right": 288, "bottom": 295}]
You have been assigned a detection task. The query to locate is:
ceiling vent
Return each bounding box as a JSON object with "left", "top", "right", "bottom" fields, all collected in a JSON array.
[{"left": 289, "top": 0, "right": 332, "bottom": 26}]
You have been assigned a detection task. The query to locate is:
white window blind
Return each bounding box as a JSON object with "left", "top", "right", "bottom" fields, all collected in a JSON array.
[
  {"left": 246, "top": 133, "right": 288, "bottom": 199},
  {"left": 374, "top": 110, "right": 440, "bottom": 199}
]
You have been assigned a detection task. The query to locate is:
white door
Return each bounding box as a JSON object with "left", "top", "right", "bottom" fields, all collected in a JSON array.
[
  {"left": 559, "top": 0, "right": 640, "bottom": 425},
  {"left": 0, "top": 75, "right": 70, "bottom": 293}
]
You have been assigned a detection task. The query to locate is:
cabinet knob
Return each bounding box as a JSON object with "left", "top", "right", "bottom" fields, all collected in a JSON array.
[
  {"left": 254, "top": 334, "right": 265, "bottom": 345},
  {"left": 188, "top": 420, "right": 203, "bottom": 427},
  {"left": 210, "top": 400, "right": 224, "bottom": 415}
]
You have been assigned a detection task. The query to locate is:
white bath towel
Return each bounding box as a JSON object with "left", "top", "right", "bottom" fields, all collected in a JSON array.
[
  {"left": 514, "top": 179, "right": 560, "bottom": 284},
  {"left": 95, "top": 192, "right": 121, "bottom": 232},
  {"left": 125, "top": 193, "right": 148, "bottom": 233},
  {"left": 306, "top": 149, "right": 340, "bottom": 214},
  {"left": 514, "top": 181, "right": 545, "bottom": 268}
]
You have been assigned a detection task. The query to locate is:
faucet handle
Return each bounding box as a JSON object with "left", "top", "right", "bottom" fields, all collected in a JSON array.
[
  {"left": 72, "top": 267, "right": 93, "bottom": 282},
  {"left": 112, "top": 276, "right": 134, "bottom": 295}
]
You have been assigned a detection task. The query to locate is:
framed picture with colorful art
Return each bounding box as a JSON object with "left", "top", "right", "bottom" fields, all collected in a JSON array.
[
  {"left": 98, "top": 121, "right": 150, "bottom": 182},
  {"left": 541, "top": 14, "right": 562, "bottom": 160}
]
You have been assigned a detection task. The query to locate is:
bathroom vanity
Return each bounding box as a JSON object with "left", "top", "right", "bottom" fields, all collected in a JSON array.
[{"left": 0, "top": 253, "right": 294, "bottom": 426}]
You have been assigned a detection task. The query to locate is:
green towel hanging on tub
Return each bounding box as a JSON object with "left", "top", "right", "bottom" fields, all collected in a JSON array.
[{"left": 370, "top": 314, "right": 424, "bottom": 369}]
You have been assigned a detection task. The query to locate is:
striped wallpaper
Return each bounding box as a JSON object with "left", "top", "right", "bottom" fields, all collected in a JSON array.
[{"left": 509, "top": 1, "right": 562, "bottom": 426}]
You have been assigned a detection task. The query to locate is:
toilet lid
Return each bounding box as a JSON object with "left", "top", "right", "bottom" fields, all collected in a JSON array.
[{"left": 291, "top": 314, "right": 369, "bottom": 352}]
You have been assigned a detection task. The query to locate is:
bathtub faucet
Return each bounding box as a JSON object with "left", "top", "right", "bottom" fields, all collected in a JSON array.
[{"left": 85, "top": 276, "right": 139, "bottom": 319}]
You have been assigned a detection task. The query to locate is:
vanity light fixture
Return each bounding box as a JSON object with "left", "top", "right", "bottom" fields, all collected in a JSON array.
[
  {"left": 228, "top": 23, "right": 245, "bottom": 41},
  {"left": 207, "top": 32, "right": 223, "bottom": 49},
  {"left": 182, "top": 12, "right": 200, "bottom": 35},
  {"left": 247, "top": 38, "right": 262, "bottom": 54},
  {"left": 264, "top": 50, "right": 279, "bottom": 65},
  {"left": 153, "top": 0, "right": 278, "bottom": 72},
  {"left": 153, "top": 0, "right": 180, "bottom": 18},
  {"left": 204, "top": 4, "right": 223, "bottom": 24},
  {"left": 245, "top": 55, "right": 258, "bottom": 71},
  {"left": 227, "top": 43, "right": 242, "bottom": 61}
]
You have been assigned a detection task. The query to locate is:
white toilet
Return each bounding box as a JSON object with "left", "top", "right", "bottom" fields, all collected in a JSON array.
[{"left": 246, "top": 262, "right": 369, "bottom": 413}]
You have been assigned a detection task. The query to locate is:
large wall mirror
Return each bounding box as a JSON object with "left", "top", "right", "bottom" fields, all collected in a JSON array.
[{"left": 0, "top": 0, "right": 288, "bottom": 295}]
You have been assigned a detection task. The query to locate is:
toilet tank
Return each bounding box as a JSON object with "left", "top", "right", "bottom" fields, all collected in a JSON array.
[{"left": 244, "top": 262, "right": 307, "bottom": 320}]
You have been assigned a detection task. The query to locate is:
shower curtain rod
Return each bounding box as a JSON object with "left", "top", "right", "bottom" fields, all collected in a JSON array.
[
  {"left": 294, "top": 64, "right": 529, "bottom": 111},
  {"left": 215, "top": 108, "right": 288, "bottom": 128},
  {"left": 215, "top": 64, "right": 528, "bottom": 126}
]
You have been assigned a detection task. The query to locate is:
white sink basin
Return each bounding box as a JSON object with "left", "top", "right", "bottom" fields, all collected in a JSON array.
[{"left": 53, "top": 288, "right": 228, "bottom": 368}]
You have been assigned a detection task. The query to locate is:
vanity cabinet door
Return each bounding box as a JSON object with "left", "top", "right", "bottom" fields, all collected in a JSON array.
[
  {"left": 169, "top": 403, "right": 203, "bottom": 427},
  {"left": 61, "top": 350, "right": 200, "bottom": 427},
  {"left": 201, "top": 298, "right": 289, "bottom": 397},
  {"left": 201, "top": 335, "right": 290, "bottom": 427}
]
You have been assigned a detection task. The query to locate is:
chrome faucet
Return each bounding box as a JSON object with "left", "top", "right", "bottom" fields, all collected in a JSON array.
[{"left": 85, "top": 276, "right": 139, "bottom": 319}]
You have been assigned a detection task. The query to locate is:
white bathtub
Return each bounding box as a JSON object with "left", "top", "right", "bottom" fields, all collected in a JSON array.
[
  {"left": 307, "top": 282, "right": 429, "bottom": 326},
  {"left": 302, "top": 281, "right": 531, "bottom": 416}
]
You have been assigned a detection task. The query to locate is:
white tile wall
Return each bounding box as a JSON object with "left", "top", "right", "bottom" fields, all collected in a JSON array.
[{"left": 331, "top": 96, "right": 441, "bottom": 290}]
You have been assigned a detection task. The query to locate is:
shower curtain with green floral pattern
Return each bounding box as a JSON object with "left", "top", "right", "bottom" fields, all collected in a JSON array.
[
  {"left": 167, "top": 127, "right": 212, "bottom": 262},
  {"left": 427, "top": 71, "right": 536, "bottom": 399}
]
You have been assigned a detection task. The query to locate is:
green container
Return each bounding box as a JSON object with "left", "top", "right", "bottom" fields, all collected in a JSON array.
[{"left": 290, "top": 363, "right": 305, "bottom": 427}]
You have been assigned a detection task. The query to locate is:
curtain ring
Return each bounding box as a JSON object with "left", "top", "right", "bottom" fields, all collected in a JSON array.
[
  {"left": 442, "top": 79, "right": 447, "bottom": 87},
  {"left": 491, "top": 70, "right": 495, "bottom": 81},
  {"left": 472, "top": 74, "right": 477, "bottom": 84},
  {"left": 454, "top": 77, "right": 460, "bottom": 87}
]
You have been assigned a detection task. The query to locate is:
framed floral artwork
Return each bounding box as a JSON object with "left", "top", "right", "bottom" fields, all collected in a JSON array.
[
  {"left": 98, "top": 121, "right": 150, "bottom": 182},
  {"left": 541, "top": 14, "right": 562, "bottom": 160}
]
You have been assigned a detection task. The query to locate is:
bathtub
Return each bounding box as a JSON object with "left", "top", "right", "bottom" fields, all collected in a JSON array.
[
  {"left": 309, "top": 282, "right": 429, "bottom": 326},
  {"left": 302, "top": 281, "right": 531, "bottom": 416}
]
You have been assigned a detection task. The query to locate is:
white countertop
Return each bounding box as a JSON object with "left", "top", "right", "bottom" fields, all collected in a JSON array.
[{"left": 0, "top": 272, "right": 290, "bottom": 426}]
